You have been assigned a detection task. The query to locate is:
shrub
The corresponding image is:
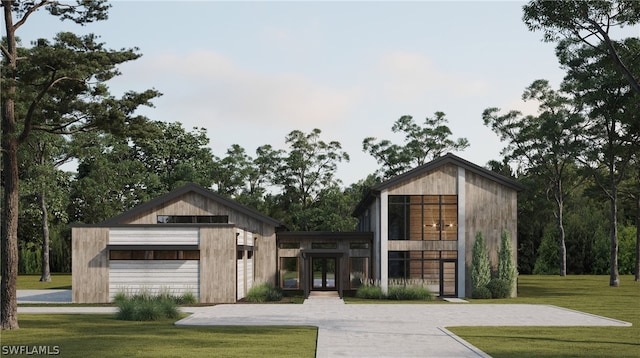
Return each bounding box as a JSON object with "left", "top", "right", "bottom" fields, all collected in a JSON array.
[
  {"left": 180, "top": 291, "right": 198, "bottom": 304},
  {"left": 471, "top": 286, "right": 492, "bottom": 299},
  {"left": 355, "top": 283, "right": 384, "bottom": 299},
  {"left": 112, "top": 291, "right": 128, "bottom": 305},
  {"left": 114, "top": 291, "right": 180, "bottom": 321},
  {"left": 487, "top": 278, "right": 511, "bottom": 299},
  {"left": 387, "top": 285, "right": 433, "bottom": 301},
  {"left": 158, "top": 297, "right": 180, "bottom": 319},
  {"left": 245, "top": 283, "right": 283, "bottom": 302},
  {"left": 115, "top": 299, "right": 137, "bottom": 320},
  {"left": 134, "top": 300, "right": 164, "bottom": 321}
]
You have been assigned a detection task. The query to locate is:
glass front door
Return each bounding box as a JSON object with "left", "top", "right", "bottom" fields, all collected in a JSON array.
[{"left": 312, "top": 257, "right": 336, "bottom": 290}]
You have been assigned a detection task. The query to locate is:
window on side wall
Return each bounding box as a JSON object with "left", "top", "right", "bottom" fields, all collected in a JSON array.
[
  {"left": 349, "top": 257, "right": 368, "bottom": 288},
  {"left": 280, "top": 257, "right": 299, "bottom": 289}
]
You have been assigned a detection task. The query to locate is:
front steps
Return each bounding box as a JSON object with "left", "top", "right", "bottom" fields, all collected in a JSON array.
[{"left": 303, "top": 291, "right": 344, "bottom": 304}]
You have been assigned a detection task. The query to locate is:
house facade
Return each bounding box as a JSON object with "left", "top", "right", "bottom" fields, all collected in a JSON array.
[
  {"left": 72, "top": 183, "right": 284, "bottom": 303},
  {"left": 352, "top": 153, "right": 523, "bottom": 297},
  {"left": 72, "top": 154, "right": 521, "bottom": 302}
]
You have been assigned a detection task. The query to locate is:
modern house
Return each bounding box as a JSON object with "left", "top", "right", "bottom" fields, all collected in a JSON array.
[
  {"left": 72, "top": 153, "right": 522, "bottom": 302},
  {"left": 352, "top": 153, "right": 523, "bottom": 297}
]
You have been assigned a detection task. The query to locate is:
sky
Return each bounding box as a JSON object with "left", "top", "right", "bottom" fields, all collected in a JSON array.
[{"left": 14, "top": 0, "right": 631, "bottom": 186}]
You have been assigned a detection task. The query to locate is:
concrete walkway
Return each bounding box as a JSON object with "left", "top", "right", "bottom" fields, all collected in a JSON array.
[{"left": 175, "top": 303, "right": 631, "bottom": 358}]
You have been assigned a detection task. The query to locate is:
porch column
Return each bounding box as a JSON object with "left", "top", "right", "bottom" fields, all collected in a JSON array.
[
  {"left": 457, "top": 167, "right": 466, "bottom": 298},
  {"left": 380, "top": 190, "right": 389, "bottom": 294}
]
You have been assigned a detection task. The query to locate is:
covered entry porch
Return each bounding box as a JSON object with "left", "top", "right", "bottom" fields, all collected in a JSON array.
[{"left": 277, "top": 232, "right": 373, "bottom": 298}]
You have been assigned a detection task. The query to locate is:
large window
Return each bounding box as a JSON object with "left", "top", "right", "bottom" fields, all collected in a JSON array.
[
  {"left": 280, "top": 257, "right": 300, "bottom": 289},
  {"left": 388, "top": 250, "right": 456, "bottom": 280},
  {"left": 388, "top": 195, "right": 457, "bottom": 241},
  {"left": 157, "top": 215, "right": 229, "bottom": 224},
  {"left": 109, "top": 250, "right": 200, "bottom": 260}
]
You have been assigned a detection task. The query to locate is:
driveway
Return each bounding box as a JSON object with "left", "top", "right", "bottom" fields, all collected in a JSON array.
[
  {"left": 17, "top": 289, "right": 71, "bottom": 304},
  {"left": 15, "top": 292, "right": 631, "bottom": 357},
  {"left": 175, "top": 301, "right": 631, "bottom": 358}
]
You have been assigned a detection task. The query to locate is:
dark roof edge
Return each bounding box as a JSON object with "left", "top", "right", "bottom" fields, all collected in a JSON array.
[{"left": 99, "top": 183, "right": 285, "bottom": 228}]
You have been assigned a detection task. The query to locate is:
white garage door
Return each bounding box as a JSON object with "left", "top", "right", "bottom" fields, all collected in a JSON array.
[{"left": 109, "top": 260, "right": 199, "bottom": 301}]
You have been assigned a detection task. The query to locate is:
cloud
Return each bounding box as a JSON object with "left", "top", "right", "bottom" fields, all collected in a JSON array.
[
  {"left": 114, "top": 50, "right": 362, "bottom": 128},
  {"left": 375, "top": 51, "right": 490, "bottom": 102}
]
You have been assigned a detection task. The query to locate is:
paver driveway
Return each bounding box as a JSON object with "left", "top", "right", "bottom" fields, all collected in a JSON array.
[{"left": 175, "top": 301, "right": 630, "bottom": 358}]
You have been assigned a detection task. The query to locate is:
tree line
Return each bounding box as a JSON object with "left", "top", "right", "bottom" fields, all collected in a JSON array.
[{"left": 2, "top": 1, "right": 638, "bottom": 330}]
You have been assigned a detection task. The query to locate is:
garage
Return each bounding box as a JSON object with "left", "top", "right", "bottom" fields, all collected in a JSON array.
[{"left": 107, "top": 227, "right": 200, "bottom": 301}]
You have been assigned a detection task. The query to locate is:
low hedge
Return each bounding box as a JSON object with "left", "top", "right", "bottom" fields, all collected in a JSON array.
[
  {"left": 115, "top": 292, "right": 181, "bottom": 321},
  {"left": 356, "top": 282, "right": 433, "bottom": 301}
]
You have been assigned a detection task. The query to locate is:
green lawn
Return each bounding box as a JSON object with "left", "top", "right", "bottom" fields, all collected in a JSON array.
[
  {"left": 15, "top": 274, "right": 71, "bottom": 289},
  {"left": 7, "top": 274, "right": 638, "bottom": 357},
  {"left": 1, "top": 315, "right": 317, "bottom": 358},
  {"left": 449, "top": 275, "right": 640, "bottom": 358}
]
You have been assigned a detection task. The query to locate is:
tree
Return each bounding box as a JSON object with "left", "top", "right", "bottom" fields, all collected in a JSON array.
[
  {"left": 18, "top": 131, "right": 72, "bottom": 282},
  {"left": 498, "top": 230, "right": 518, "bottom": 296},
  {"left": 523, "top": 0, "right": 640, "bottom": 95},
  {"left": 559, "top": 39, "right": 640, "bottom": 286},
  {"left": 69, "top": 132, "right": 160, "bottom": 224},
  {"left": 1, "top": 1, "right": 159, "bottom": 329},
  {"left": 274, "top": 129, "right": 349, "bottom": 230},
  {"left": 233, "top": 144, "right": 283, "bottom": 212},
  {"left": 132, "top": 121, "right": 216, "bottom": 192},
  {"left": 471, "top": 231, "right": 491, "bottom": 297},
  {"left": 483, "top": 80, "right": 585, "bottom": 276},
  {"left": 363, "top": 112, "right": 469, "bottom": 179}
]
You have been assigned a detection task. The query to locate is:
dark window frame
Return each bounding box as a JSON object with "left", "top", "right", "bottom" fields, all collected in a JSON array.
[
  {"left": 157, "top": 215, "right": 229, "bottom": 224},
  {"left": 109, "top": 250, "right": 200, "bottom": 260},
  {"left": 388, "top": 195, "right": 457, "bottom": 241}
]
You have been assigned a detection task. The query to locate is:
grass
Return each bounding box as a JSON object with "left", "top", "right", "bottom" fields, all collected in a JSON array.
[
  {"left": 449, "top": 275, "right": 640, "bottom": 358},
  {"left": 15, "top": 274, "right": 71, "bottom": 290},
  {"left": 2, "top": 314, "right": 317, "bottom": 357}
]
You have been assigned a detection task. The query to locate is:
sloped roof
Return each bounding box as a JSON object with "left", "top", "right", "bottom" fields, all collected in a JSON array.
[
  {"left": 100, "top": 182, "right": 285, "bottom": 228},
  {"left": 353, "top": 153, "right": 524, "bottom": 216}
]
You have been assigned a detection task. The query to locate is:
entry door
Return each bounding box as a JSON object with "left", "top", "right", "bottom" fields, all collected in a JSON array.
[
  {"left": 312, "top": 257, "right": 336, "bottom": 290},
  {"left": 440, "top": 259, "right": 457, "bottom": 297}
]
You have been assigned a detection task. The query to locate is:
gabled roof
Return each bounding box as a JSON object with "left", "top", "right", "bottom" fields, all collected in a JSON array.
[
  {"left": 100, "top": 182, "right": 285, "bottom": 228},
  {"left": 353, "top": 153, "right": 524, "bottom": 216}
]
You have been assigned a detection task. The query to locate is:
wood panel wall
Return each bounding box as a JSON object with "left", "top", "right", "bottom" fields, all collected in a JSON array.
[
  {"left": 72, "top": 227, "right": 109, "bottom": 303},
  {"left": 464, "top": 171, "right": 518, "bottom": 296},
  {"left": 123, "top": 192, "right": 269, "bottom": 235},
  {"left": 387, "top": 164, "right": 457, "bottom": 195},
  {"left": 199, "top": 226, "right": 236, "bottom": 303},
  {"left": 388, "top": 240, "right": 457, "bottom": 251},
  {"left": 254, "top": 225, "right": 277, "bottom": 285}
]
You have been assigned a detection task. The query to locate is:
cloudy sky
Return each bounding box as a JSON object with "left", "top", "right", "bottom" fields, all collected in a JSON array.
[{"left": 18, "top": 1, "right": 585, "bottom": 185}]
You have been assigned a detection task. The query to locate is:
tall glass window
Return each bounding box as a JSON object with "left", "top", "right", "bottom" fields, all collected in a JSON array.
[
  {"left": 389, "top": 250, "right": 457, "bottom": 280},
  {"left": 280, "top": 257, "right": 299, "bottom": 289},
  {"left": 388, "top": 195, "right": 457, "bottom": 241},
  {"left": 349, "top": 257, "right": 368, "bottom": 289}
]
